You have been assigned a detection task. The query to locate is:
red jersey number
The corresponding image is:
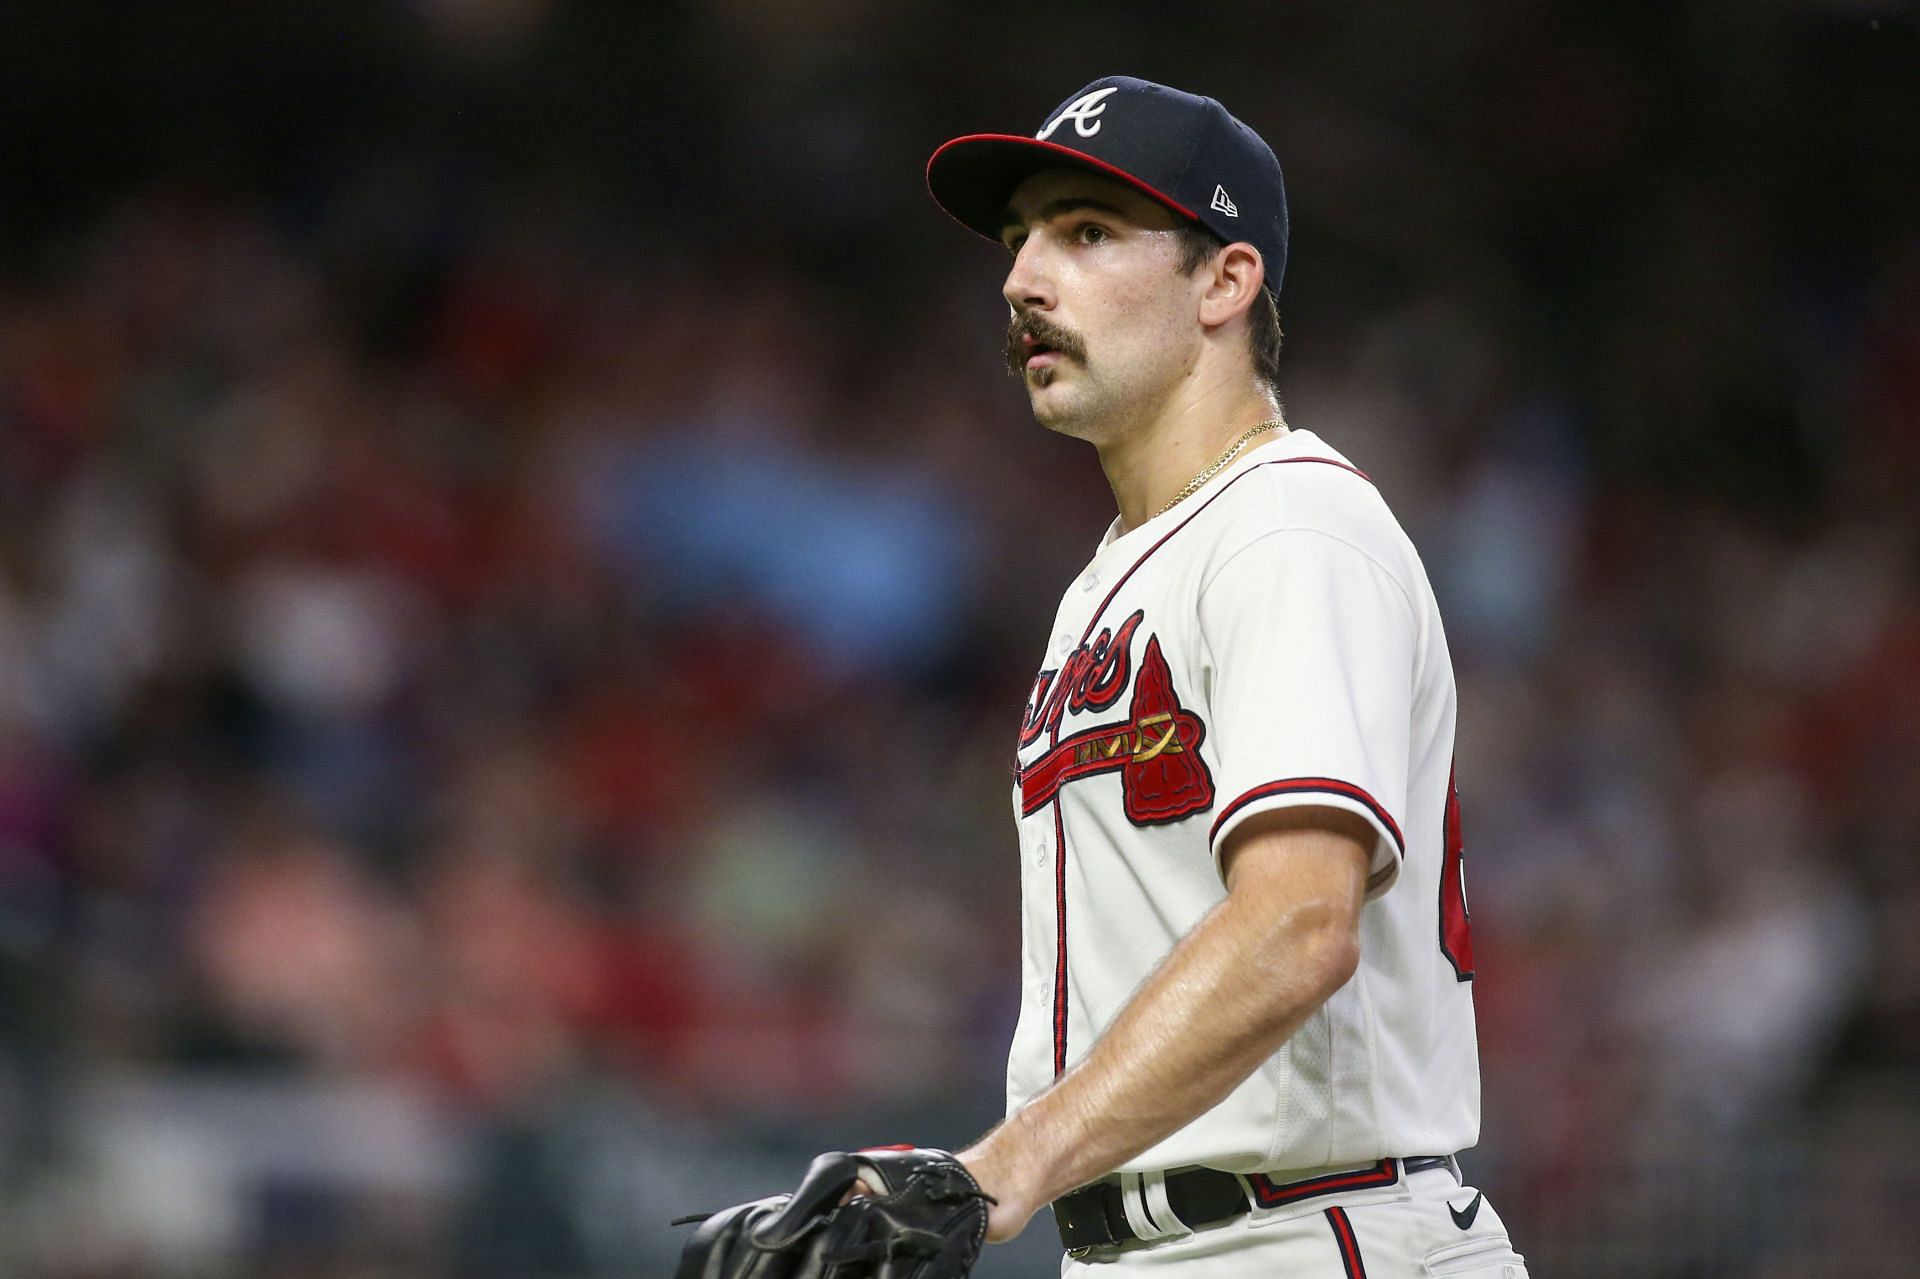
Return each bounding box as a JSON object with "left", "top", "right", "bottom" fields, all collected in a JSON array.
[{"left": 1440, "top": 764, "right": 1475, "bottom": 981}]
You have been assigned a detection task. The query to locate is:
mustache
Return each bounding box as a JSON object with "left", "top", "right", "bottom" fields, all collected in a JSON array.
[{"left": 1004, "top": 311, "right": 1088, "bottom": 377}]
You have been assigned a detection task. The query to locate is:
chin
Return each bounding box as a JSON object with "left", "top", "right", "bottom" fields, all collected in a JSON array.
[
  {"left": 1027, "top": 387, "right": 1099, "bottom": 440},
  {"left": 1025, "top": 361, "right": 1123, "bottom": 439}
]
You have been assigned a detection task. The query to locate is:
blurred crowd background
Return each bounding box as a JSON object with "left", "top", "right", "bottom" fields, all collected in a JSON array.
[{"left": 2, "top": 1, "right": 1917, "bottom": 1275}]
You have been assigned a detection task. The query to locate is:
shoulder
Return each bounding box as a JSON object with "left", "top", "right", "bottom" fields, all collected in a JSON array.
[{"left": 1200, "top": 432, "right": 1416, "bottom": 581}]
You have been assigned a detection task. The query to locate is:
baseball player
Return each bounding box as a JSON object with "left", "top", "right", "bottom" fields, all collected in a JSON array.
[{"left": 676, "top": 77, "right": 1527, "bottom": 1279}]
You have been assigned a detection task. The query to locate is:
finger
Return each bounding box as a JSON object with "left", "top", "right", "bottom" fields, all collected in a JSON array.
[
  {"left": 839, "top": 1178, "right": 877, "bottom": 1206},
  {"left": 749, "top": 1151, "right": 862, "bottom": 1249}
]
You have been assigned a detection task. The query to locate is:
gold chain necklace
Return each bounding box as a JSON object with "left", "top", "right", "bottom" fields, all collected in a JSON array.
[{"left": 1153, "top": 418, "right": 1287, "bottom": 518}]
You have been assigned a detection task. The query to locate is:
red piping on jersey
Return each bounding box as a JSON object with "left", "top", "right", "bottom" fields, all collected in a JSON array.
[
  {"left": 1325, "top": 1206, "right": 1370, "bottom": 1278},
  {"left": 1438, "top": 759, "right": 1476, "bottom": 981},
  {"left": 1210, "top": 778, "right": 1406, "bottom": 858},
  {"left": 1247, "top": 1158, "right": 1399, "bottom": 1207},
  {"left": 1038, "top": 452, "right": 1376, "bottom": 1082},
  {"left": 1052, "top": 802, "right": 1069, "bottom": 1076}
]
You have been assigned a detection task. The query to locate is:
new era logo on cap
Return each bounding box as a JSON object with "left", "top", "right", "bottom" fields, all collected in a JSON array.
[{"left": 926, "top": 76, "right": 1290, "bottom": 297}]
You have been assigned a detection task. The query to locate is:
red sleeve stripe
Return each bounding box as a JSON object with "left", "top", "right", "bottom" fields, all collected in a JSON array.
[
  {"left": 1246, "top": 1158, "right": 1398, "bottom": 1207},
  {"left": 1325, "top": 1206, "right": 1371, "bottom": 1278},
  {"left": 1209, "top": 778, "right": 1406, "bottom": 858}
]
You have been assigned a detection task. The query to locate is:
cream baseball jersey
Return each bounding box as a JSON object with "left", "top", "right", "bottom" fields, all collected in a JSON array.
[{"left": 1007, "top": 427, "right": 1479, "bottom": 1178}]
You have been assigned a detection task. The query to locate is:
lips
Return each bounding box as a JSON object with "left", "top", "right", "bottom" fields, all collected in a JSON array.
[{"left": 1023, "top": 335, "right": 1059, "bottom": 370}]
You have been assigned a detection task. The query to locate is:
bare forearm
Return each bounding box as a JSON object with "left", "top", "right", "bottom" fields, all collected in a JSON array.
[{"left": 962, "top": 870, "right": 1359, "bottom": 1234}]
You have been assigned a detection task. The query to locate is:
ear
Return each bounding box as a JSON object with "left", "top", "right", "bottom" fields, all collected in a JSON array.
[{"left": 1195, "top": 242, "right": 1266, "bottom": 330}]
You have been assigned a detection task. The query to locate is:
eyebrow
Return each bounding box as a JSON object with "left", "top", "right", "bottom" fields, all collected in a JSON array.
[{"left": 998, "top": 197, "right": 1131, "bottom": 236}]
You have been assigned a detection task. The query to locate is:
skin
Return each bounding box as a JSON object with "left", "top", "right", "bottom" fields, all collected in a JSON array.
[
  {"left": 960, "top": 806, "right": 1373, "bottom": 1240},
  {"left": 946, "top": 168, "right": 1377, "bottom": 1241},
  {"left": 995, "top": 169, "right": 1284, "bottom": 534}
]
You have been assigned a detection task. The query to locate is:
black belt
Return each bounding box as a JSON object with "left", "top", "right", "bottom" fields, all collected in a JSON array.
[{"left": 1053, "top": 1156, "right": 1455, "bottom": 1252}]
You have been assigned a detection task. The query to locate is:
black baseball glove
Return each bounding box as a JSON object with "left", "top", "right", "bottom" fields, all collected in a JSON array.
[{"left": 674, "top": 1146, "right": 993, "bottom": 1279}]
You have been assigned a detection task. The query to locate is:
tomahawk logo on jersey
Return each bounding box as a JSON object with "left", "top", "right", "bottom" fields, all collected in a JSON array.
[{"left": 1005, "top": 428, "right": 1479, "bottom": 1188}]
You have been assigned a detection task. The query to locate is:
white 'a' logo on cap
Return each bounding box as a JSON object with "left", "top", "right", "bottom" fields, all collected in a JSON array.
[{"left": 1037, "top": 87, "right": 1120, "bottom": 141}]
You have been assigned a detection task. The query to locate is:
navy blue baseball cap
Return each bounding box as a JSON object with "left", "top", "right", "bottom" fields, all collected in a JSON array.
[{"left": 927, "top": 76, "right": 1289, "bottom": 296}]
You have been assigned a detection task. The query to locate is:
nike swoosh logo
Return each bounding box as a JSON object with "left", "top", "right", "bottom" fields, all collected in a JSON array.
[{"left": 1448, "top": 1191, "right": 1484, "bottom": 1231}]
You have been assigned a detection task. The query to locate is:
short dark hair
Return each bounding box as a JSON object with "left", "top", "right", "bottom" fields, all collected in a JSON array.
[{"left": 1173, "top": 224, "right": 1283, "bottom": 394}]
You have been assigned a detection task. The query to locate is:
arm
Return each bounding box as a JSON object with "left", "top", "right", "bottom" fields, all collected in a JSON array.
[{"left": 957, "top": 803, "right": 1374, "bottom": 1241}]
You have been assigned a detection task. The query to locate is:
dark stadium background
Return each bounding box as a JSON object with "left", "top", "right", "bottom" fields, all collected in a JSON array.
[{"left": 1, "top": 1, "right": 1917, "bottom": 1274}]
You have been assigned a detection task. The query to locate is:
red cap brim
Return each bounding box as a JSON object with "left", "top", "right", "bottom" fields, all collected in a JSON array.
[{"left": 925, "top": 134, "right": 1201, "bottom": 243}]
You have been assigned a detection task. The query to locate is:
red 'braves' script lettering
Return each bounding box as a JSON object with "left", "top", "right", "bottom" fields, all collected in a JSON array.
[{"left": 1019, "top": 610, "right": 1144, "bottom": 748}]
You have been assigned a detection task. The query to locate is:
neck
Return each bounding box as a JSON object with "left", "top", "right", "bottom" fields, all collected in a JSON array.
[{"left": 1097, "top": 386, "right": 1285, "bottom": 535}]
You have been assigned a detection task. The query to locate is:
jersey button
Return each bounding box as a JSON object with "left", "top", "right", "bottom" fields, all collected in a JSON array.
[{"left": 1080, "top": 572, "right": 1098, "bottom": 592}]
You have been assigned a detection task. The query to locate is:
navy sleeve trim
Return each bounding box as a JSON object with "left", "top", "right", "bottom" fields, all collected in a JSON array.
[{"left": 1208, "top": 777, "right": 1406, "bottom": 858}]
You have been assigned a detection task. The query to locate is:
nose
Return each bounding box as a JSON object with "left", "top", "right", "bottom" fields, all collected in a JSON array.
[{"left": 1002, "top": 237, "right": 1055, "bottom": 313}]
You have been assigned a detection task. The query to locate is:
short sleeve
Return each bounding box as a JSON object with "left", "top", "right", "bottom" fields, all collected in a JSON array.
[{"left": 1197, "top": 529, "right": 1416, "bottom": 897}]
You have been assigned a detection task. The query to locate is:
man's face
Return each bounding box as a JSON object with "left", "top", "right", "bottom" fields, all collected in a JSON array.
[{"left": 998, "top": 169, "right": 1200, "bottom": 439}]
